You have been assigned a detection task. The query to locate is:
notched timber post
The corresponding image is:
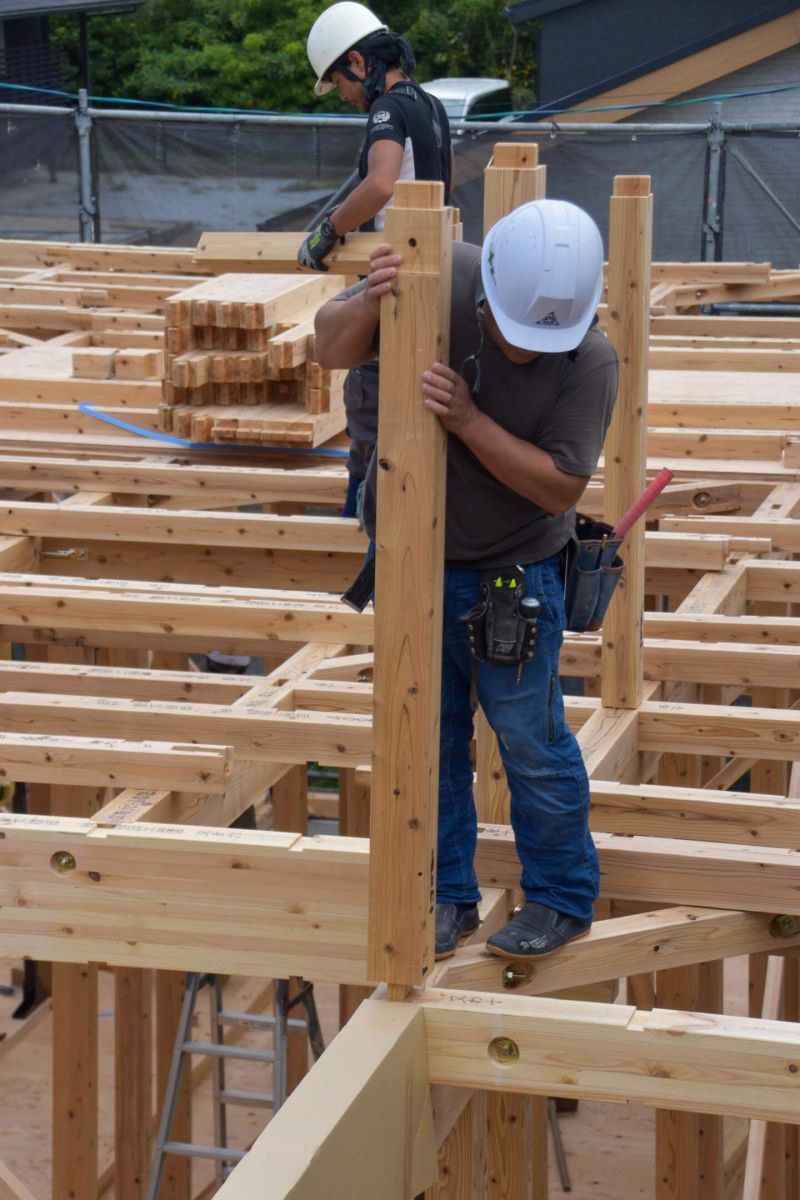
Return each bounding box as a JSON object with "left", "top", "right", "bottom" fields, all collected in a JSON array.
[
  {"left": 483, "top": 142, "right": 546, "bottom": 235},
  {"left": 368, "top": 179, "right": 453, "bottom": 993},
  {"left": 601, "top": 175, "right": 653, "bottom": 710}
]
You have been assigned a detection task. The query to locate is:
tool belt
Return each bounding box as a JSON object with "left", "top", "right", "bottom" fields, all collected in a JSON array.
[
  {"left": 562, "top": 514, "right": 624, "bottom": 633},
  {"left": 460, "top": 566, "right": 540, "bottom": 687}
]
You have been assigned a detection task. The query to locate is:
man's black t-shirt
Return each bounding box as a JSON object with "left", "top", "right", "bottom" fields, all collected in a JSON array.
[{"left": 357, "top": 80, "right": 452, "bottom": 231}]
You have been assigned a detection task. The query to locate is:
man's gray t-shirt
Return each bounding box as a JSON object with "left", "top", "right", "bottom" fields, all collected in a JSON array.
[{"left": 333, "top": 240, "right": 618, "bottom": 568}]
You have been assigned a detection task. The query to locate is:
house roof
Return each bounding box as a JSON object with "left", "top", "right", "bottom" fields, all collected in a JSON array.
[
  {"left": 505, "top": 0, "right": 800, "bottom": 115},
  {"left": 0, "top": 0, "right": 143, "bottom": 17}
]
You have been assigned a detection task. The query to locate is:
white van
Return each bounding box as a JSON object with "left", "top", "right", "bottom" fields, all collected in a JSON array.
[{"left": 421, "top": 77, "right": 513, "bottom": 121}]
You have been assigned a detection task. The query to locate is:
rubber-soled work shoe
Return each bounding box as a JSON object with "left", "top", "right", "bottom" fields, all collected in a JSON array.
[
  {"left": 486, "top": 901, "right": 591, "bottom": 959},
  {"left": 435, "top": 903, "right": 480, "bottom": 960}
]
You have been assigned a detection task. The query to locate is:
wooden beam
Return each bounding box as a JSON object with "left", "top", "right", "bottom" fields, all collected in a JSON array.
[
  {"left": 476, "top": 826, "right": 800, "bottom": 912},
  {"left": 0, "top": 454, "right": 347, "bottom": 505},
  {"left": 0, "top": 732, "right": 232, "bottom": 791},
  {"left": 589, "top": 781, "right": 800, "bottom": 847},
  {"left": 0, "top": 1161, "right": 38, "bottom": 1200},
  {"left": 431, "top": 908, "right": 800, "bottom": 998},
  {"left": 0, "top": 581, "right": 371, "bottom": 647},
  {"left": 0, "top": 813, "right": 370, "bottom": 982},
  {"left": 601, "top": 175, "right": 652, "bottom": 708},
  {"left": 0, "top": 501, "right": 366, "bottom": 553},
  {"left": 419, "top": 988, "right": 800, "bottom": 1124},
  {"left": 368, "top": 181, "right": 452, "bottom": 990},
  {"left": 214, "top": 995, "right": 437, "bottom": 1199},
  {"left": 193, "top": 231, "right": 381, "bottom": 276},
  {"left": 0, "top": 692, "right": 372, "bottom": 768},
  {"left": 115, "top": 967, "right": 152, "bottom": 1200}
]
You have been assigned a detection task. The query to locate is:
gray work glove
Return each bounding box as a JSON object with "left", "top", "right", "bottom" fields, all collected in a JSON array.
[{"left": 297, "top": 215, "right": 344, "bottom": 272}]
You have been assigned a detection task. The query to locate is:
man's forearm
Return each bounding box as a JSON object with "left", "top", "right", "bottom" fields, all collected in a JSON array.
[
  {"left": 331, "top": 177, "right": 393, "bottom": 236},
  {"left": 458, "top": 412, "right": 588, "bottom": 514},
  {"left": 314, "top": 290, "right": 380, "bottom": 370}
]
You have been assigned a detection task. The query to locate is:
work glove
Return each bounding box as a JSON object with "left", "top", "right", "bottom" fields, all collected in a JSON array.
[{"left": 297, "top": 215, "right": 344, "bottom": 272}]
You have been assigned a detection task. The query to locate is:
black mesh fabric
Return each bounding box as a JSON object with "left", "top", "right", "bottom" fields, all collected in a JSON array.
[
  {"left": 1, "top": 106, "right": 799, "bottom": 268},
  {"left": 451, "top": 127, "right": 709, "bottom": 259},
  {"left": 0, "top": 110, "right": 78, "bottom": 240}
]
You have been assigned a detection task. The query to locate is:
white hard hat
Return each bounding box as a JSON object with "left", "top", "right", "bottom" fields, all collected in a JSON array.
[
  {"left": 307, "top": 2, "right": 387, "bottom": 96},
  {"left": 481, "top": 199, "right": 604, "bottom": 353}
]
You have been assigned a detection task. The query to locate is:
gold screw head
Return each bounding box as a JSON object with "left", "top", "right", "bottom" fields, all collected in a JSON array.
[
  {"left": 509, "top": 902, "right": 524, "bottom": 920},
  {"left": 770, "top": 914, "right": 800, "bottom": 939},
  {"left": 489, "top": 1036, "right": 520, "bottom": 1064},
  {"left": 502, "top": 965, "right": 529, "bottom": 989},
  {"left": 50, "top": 851, "right": 77, "bottom": 874}
]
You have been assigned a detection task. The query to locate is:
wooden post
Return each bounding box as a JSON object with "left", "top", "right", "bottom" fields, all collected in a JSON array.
[
  {"left": 483, "top": 143, "right": 547, "bottom": 234},
  {"left": 339, "top": 767, "right": 373, "bottom": 1026},
  {"left": 478, "top": 139, "right": 547, "bottom": 1200},
  {"left": 115, "top": 968, "right": 153, "bottom": 1200},
  {"left": 154, "top": 972, "right": 191, "bottom": 1200},
  {"left": 100, "top": 647, "right": 154, "bottom": 1200},
  {"left": 697, "top": 961, "right": 724, "bottom": 1200},
  {"left": 426, "top": 1093, "right": 487, "bottom": 1199},
  {"left": 272, "top": 764, "right": 309, "bottom": 1093},
  {"left": 368, "top": 179, "right": 453, "bottom": 992},
  {"left": 656, "top": 965, "right": 699, "bottom": 1200},
  {"left": 149, "top": 654, "right": 192, "bottom": 1200},
  {"left": 50, "top": 648, "right": 101, "bottom": 1200},
  {"left": 601, "top": 175, "right": 653, "bottom": 709}
]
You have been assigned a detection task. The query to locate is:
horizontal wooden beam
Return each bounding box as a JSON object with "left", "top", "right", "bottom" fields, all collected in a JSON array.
[
  {"left": 638, "top": 700, "right": 800, "bottom": 759},
  {"left": 662, "top": 515, "right": 800, "bottom": 552},
  {"left": 0, "top": 502, "right": 366, "bottom": 553},
  {"left": 193, "top": 231, "right": 382, "bottom": 275},
  {"left": 0, "top": 580, "right": 371, "bottom": 646},
  {"left": 431, "top": 908, "right": 800, "bottom": 997},
  {"left": 590, "top": 781, "right": 800, "bottom": 848},
  {"left": 0, "top": 691, "right": 372, "bottom": 767},
  {"left": 0, "top": 731, "right": 231, "bottom": 791},
  {"left": 475, "top": 826, "right": 800, "bottom": 912},
  {"left": 0, "top": 658, "right": 252, "bottom": 704},
  {"left": 644, "top": 612, "right": 800, "bottom": 645},
  {"left": 419, "top": 988, "right": 800, "bottom": 1124},
  {"left": 0, "top": 813, "right": 370, "bottom": 982},
  {"left": 0, "top": 454, "right": 347, "bottom": 504}
]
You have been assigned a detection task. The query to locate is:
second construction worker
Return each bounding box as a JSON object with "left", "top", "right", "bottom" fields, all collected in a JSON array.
[
  {"left": 314, "top": 200, "right": 618, "bottom": 959},
  {"left": 300, "top": 1, "right": 453, "bottom": 515}
]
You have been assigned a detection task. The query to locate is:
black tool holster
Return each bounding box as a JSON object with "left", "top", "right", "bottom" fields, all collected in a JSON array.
[{"left": 460, "top": 567, "right": 540, "bottom": 689}]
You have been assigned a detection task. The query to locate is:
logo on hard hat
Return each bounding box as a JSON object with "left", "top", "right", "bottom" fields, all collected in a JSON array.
[
  {"left": 534, "top": 311, "right": 560, "bottom": 327},
  {"left": 486, "top": 242, "right": 496, "bottom": 282}
]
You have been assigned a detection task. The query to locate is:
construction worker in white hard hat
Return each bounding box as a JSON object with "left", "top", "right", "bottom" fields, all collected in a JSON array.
[
  {"left": 300, "top": 2, "right": 454, "bottom": 518},
  {"left": 314, "top": 199, "right": 618, "bottom": 960}
]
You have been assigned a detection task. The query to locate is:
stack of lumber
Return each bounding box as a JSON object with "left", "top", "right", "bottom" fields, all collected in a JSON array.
[{"left": 161, "top": 273, "right": 349, "bottom": 446}]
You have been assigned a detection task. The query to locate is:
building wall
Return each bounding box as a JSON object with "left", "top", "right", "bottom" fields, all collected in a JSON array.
[
  {"left": 537, "top": 0, "right": 790, "bottom": 107},
  {"left": 625, "top": 41, "right": 800, "bottom": 124}
]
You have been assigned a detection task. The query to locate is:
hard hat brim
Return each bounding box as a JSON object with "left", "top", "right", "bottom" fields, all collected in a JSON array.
[
  {"left": 489, "top": 299, "right": 600, "bottom": 354},
  {"left": 315, "top": 77, "right": 336, "bottom": 96}
]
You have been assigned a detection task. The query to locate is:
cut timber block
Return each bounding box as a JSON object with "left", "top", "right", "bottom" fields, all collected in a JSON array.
[
  {"left": 114, "top": 348, "right": 164, "bottom": 379},
  {"left": 72, "top": 347, "right": 117, "bottom": 379}
]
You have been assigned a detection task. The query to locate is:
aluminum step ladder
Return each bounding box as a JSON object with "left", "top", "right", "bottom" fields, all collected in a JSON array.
[{"left": 146, "top": 972, "right": 324, "bottom": 1198}]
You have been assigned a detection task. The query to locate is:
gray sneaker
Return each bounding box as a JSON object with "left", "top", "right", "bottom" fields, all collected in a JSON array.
[
  {"left": 486, "top": 901, "right": 590, "bottom": 959},
  {"left": 435, "top": 902, "right": 480, "bottom": 960}
]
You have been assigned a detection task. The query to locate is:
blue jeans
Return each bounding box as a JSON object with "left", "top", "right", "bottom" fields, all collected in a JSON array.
[{"left": 437, "top": 553, "right": 599, "bottom": 924}]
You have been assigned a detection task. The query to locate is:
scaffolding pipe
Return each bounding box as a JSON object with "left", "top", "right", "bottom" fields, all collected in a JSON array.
[
  {"left": 76, "top": 88, "right": 99, "bottom": 243},
  {"left": 709, "top": 303, "right": 800, "bottom": 316}
]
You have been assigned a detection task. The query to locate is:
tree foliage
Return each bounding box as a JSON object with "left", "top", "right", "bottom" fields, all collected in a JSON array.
[{"left": 51, "top": 0, "right": 536, "bottom": 112}]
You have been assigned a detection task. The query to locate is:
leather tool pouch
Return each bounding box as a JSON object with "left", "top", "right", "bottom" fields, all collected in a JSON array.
[
  {"left": 562, "top": 515, "right": 624, "bottom": 634},
  {"left": 460, "top": 568, "right": 540, "bottom": 676}
]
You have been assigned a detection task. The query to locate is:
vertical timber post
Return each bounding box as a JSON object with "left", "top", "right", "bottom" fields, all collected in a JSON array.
[
  {"left": 601, "top": 175, "right": 652, "bottom": 710},
  {"left": 368, "top": 179, "right": 452, "bottom": 994},
  {"left": 478, "top": 142, "right": 547, "bottom": 1200},
  {"left": 272, "top": 764, "right": 310, "bottom": 1093},
  {"left": 483, "top": 142, "right": 547, "bottom": 233}
]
